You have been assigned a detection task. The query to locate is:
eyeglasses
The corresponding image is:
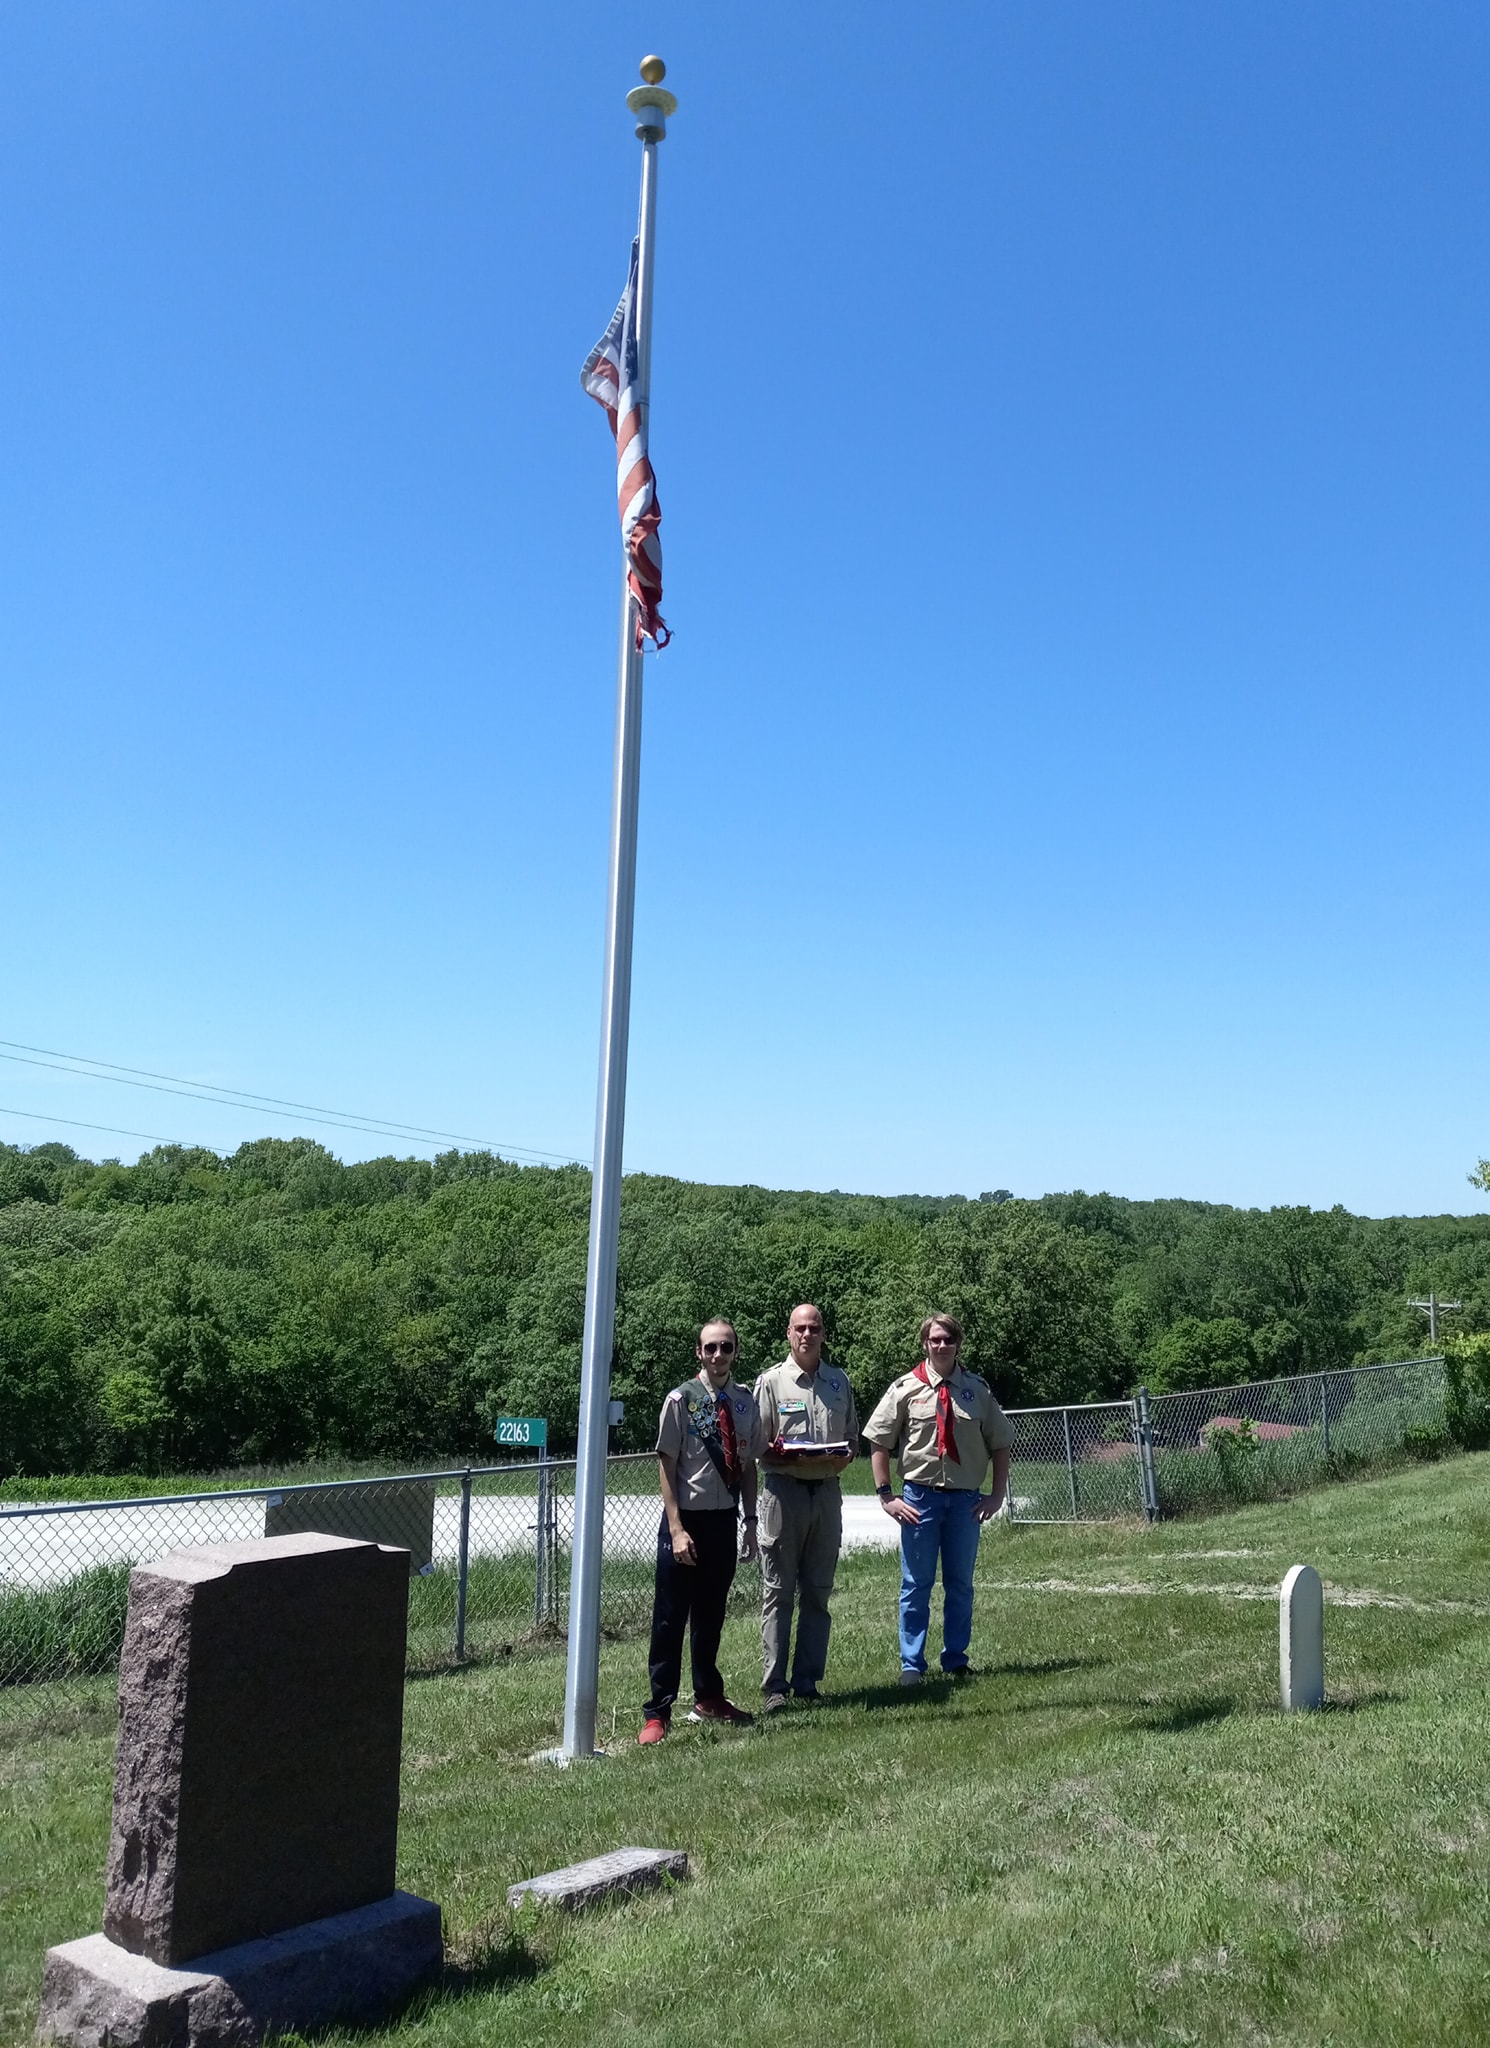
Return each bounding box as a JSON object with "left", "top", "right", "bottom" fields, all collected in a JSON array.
[
  {"left": 700, "top": 1341, "right": 736, "bottom": 1356},
  {"left": 792, "top": 1325, "right": 823, "bottom": 1337}
]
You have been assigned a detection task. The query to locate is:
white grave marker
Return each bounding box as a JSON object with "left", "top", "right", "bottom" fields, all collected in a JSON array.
[{"left": 1279, "top": 1563, "right": 1324, "bottom": 1712}]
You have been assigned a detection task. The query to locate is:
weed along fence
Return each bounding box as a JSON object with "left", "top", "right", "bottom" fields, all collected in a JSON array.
[
  {"left": 0, "top": 1358, "right": 1446, "bottom": 1687},
  {"left": 1007, "top": 1356, "right": 1448, "bottom": 1523}
]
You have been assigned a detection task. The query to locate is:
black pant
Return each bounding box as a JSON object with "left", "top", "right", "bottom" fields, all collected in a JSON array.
[{"left": 643, "top": 1508, "right": 739, "bottom": 1720}]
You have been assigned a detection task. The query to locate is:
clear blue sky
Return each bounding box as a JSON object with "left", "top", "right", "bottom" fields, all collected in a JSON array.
[{"left": 2, "top": 1, "right": 1486, "bottom": 1216}]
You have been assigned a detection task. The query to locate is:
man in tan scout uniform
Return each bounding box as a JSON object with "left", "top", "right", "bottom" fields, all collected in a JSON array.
[
  {"left": 753, "top": 1303, "right": 859, "bottom": 1709},
  {"left": 864, "top": 1312, "right": 1012, "bottom": 1684},
  {"left": 639, "top": 1318, "right": 763, "bottom": 1744}
]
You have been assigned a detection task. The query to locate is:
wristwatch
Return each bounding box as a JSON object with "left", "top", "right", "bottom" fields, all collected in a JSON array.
[{"left": 876, "top": 1483, "right": 894, "bottom": 1501}]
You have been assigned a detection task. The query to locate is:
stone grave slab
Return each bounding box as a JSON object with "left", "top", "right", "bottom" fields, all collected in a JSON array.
[{"left": 508, "top": 1847, "right": 689, "bottom": 1911}]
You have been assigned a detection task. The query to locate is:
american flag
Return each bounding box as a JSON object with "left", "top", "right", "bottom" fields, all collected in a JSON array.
[{"left": 581, "top": 238, "right": 669, "bottom": 650}]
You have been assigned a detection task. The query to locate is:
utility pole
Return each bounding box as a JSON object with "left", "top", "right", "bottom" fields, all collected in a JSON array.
[{"left": 1408, "top": 1291, "right": 1462, "bottom": 1344}]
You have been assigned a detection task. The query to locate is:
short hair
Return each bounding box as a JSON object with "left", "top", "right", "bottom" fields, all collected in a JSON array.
[
  {"left": 698, "top": 1317, "right": 738, "bottom": 1346},
  {"left": 919, "top": 1312, "right": 963, "bottom": 1351}
]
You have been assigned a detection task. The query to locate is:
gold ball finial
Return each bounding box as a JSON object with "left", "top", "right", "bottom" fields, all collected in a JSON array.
[{"left": 639, "top": 55, "right": 666, "bottom": 85}]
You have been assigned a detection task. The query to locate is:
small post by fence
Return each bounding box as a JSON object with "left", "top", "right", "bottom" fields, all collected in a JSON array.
[
  {"left": 535, "top": 1446, "right": 551, "bottom": 1627},
  {"left": 1317, "top": 1373, "right": 1332, "bottom": 1464},
  {"left": 1136, "top": 1386, "right": 1159, "bottom": 1520},
  {"left": 1062, "top": 1406, "right": 1079, "bottom": 1518},
  {"left": 454, "top": 1468, "right": 472, "bottom": 1662}
]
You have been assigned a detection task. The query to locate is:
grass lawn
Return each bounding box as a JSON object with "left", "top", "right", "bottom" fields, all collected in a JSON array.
[{"left": 4, "top": 1453, "right": 1490, "bottom": 2046}]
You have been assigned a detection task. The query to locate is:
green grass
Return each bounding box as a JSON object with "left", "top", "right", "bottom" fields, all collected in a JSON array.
[
  {"left": 0, "top": 1567, "right": 133, "bottom": 1686},
  {"left": 0, "top": 1458, "right": 559, "bottom": 1505},
  {"left": 6, "top": 1454, "right": 1490, "bottom": 2045}
]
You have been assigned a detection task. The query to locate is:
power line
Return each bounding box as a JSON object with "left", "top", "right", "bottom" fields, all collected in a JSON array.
[
  {"left": 0, "top": 1105, "right": 210, "bottom": 1149},
  {"left": 0, "top": 1038, "right": 583, "bottom": 1165}
]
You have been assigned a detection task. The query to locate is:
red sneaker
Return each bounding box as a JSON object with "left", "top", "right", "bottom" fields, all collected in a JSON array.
[
  {"left": 637, "top": 1716, "right": 669, "bottom": 1745},
  {"left": 686, "top": 1697, "right": 755, "bottom": 1726}
]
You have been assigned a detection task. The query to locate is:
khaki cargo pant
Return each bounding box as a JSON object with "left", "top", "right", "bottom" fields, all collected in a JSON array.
[{"left": 758, "top": 1471, "right": 843, "bottom": 1695}]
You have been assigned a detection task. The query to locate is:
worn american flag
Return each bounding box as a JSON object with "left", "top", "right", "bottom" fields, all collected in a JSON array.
[{"left": 581, "top": 238, "right": 669, "bottom": 650}]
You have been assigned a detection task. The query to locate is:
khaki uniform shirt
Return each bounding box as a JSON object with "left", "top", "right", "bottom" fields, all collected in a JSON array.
[
  {"left": 754, "top": 1359, "right": 860, "bottom": 1475},
  {"left": 655, "top": 1373, "right": 765, "bottom": 1511},
  {"left": 862, "top": 1364, "right": 1013, "bottom": 1491}
]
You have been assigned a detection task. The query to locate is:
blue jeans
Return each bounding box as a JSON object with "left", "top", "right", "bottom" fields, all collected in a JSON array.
[{"left": 898, "top": 1483, "right": 982, "bottom": 1674}]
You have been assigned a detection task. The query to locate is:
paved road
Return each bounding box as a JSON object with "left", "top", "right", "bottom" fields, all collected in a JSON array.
[{"left": 1, "top": 1487, "right": 902, "bottom": 1590}]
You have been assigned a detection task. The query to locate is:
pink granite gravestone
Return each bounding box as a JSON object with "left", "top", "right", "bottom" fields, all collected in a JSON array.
[{"left": 39, "top": 1533, "right": 442, "bottom": 2047}]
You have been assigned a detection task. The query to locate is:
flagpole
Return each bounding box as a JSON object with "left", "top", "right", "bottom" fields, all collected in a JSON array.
[{"left": 560, "top": 59, "right": 676, "bottom": 1762}]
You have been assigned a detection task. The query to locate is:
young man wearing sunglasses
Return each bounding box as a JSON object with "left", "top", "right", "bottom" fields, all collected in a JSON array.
[{"left": 639, "top": 1318, "right": 764, "bottom": 1744}]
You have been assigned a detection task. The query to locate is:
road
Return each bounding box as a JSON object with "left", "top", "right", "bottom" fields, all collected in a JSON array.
[{"left": 1, "top": 1486, "right": 902, "bottom": 1591}]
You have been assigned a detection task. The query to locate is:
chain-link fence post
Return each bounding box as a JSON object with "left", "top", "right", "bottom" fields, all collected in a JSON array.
[
  {"left": 1317, "top": 1373, "right": 1332, "bottom": 1465},
  {"left": 548, "top": 1458, "right": 562, "bottom": 1625},
  {"left": 1135, "top": 1386, "right": 1159, "bottom": 1520},
  {"left": 453, "top": 1468, "right": 472, "bottom": 1663},
  {"left": 535, "top": 1446, "right": 550, "bottom": 1627},
  {"left": 1061, "top": 1406, "right": 1079, "bottom": 1518}
]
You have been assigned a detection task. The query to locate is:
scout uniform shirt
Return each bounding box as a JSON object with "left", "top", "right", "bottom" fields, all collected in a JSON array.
[
  {"left": 862, "top": 1364, "right": 1013, "bottom": 1490},
  {"left": 654, "top": 1372, "right": 765, "bottom": 1510},
  {"left": 754, "top": 1358, "right": 860, "bottom": 1475}
]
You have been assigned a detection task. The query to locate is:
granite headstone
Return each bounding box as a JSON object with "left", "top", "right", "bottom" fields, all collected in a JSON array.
[{"left": 39, "top": 1531, "right": 442, "bottom": 2048}]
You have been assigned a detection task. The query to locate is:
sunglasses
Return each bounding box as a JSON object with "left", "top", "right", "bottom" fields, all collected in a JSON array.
[{"left": 700, "top": 1340, "right": 737, "bottom": 1356}]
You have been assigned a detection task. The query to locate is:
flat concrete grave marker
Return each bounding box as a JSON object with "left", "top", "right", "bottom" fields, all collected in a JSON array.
[
  {"left": 1280, "top": 1562, "right": 1324, "bottom": 1712},
  {"left": 39, "top": 1531, "right": 443, "bottom": 2048},
  {"left": 508, "top": 1848, "right": 689, "bottom": 1912}
]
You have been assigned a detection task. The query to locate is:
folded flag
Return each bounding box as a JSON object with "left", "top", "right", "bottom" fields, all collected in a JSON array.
[{"left": 581, "top": 238, "right": 670, "bottom": 650}]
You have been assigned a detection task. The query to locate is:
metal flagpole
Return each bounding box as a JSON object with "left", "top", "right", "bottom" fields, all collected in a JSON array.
[{"left": 560, "top": 59, "right": 676, "bottom": 1762}]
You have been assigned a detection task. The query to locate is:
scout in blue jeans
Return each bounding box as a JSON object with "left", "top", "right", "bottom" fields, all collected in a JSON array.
[{"left": 862, "top": 1313, "right": 1014, "bottom": 1682}]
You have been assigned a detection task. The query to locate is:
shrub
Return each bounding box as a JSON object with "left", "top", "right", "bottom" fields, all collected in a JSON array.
[{"left": 1442, "top": 1333, "right": 1490, "bottom": 1450}]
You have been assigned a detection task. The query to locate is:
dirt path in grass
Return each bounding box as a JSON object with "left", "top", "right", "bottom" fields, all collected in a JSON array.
[{"left": 976, "top": 1575, "right": 1489, "bottom": 1615}]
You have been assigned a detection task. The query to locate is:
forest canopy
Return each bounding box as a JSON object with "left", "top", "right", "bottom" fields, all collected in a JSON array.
[{"left": 1, "top": 1137, "right": 1488, "bottom": 1476}]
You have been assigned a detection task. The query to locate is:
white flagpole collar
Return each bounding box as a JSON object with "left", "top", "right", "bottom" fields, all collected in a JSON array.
[{"left": 627, "top": 55, "right": 677, "bottom": 138}]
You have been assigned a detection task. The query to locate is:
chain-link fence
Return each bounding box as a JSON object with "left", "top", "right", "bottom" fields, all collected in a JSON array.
[
  {"left": 1004, "top": 1357, "right": 1447, "bottom": 1523},
  {"left": 0, "top": 1357, "right": 1447, "bottom": 1687},
  {"left": 0, "top": 1455, "right": 762, "bottom": 1690},
  {"left": 1138, "top": 1356, "right": 1447, "bottom": 1516},
  {"left": 1003, "top": 1401, "right": 1149, "bottom": 1522}
]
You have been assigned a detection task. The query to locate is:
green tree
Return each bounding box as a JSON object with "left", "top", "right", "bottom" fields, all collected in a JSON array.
[{"left": 1143, "top": 1315, "right": 1255, "bottom": 1393}]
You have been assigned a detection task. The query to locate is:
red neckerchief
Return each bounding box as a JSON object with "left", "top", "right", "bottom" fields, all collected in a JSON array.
[
  {"left": 699, "top": 1371, "right": 742, "bottom": 1489},
  {"left": 913, "top": 1360, "right": 961, "bottom": 1463}
]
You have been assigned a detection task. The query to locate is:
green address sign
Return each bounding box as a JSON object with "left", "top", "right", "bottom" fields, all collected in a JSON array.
[{"left": 495, "top": 1416, "right": 547, "bottom": 1450}]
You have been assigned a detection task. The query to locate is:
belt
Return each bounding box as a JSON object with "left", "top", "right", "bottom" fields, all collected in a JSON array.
[{"left": 764, "top": 1467, "right": 832, "bottom": 1486}]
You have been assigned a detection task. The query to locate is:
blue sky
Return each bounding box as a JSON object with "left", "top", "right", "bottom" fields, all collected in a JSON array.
[{"left": 1, "top": 1, "right": 1486, "bottom": 1215}]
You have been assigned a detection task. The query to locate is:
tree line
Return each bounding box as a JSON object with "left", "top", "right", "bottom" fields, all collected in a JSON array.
[{"left": 1, "top": 1136, "right": 1487, "bottom": 1477}]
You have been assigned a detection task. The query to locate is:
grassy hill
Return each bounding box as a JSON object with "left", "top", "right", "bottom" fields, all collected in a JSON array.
[{"left": 5, "top": 1453, "right": 1490, "bottom": 2044}]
